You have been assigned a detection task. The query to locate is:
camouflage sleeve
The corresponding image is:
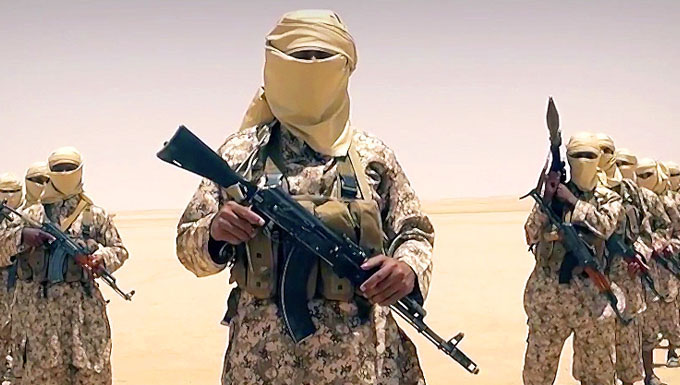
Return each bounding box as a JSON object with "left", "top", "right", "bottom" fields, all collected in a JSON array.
[
  {"left": 90, "top": 207, "right": 129, "bottom": 273},
  {"left": 359, "top": 136, "right": 434, "bottom": 301},
  {"left": 175, "top": 129, "right": 259, "bottom": 278},
  {"left": 641, "top": 189, "right": 672, "bottom": 253},
  {"left": 662, "top": 193, "right": 680, "bottom": 233},
  {"left": 0, "top": 218, "right": 21, "bottom": 266},
  {"left": 176, "top": 179, "right": 226, "bottom": 277},
  {"left": 570, "top": 187, "right": 622, "bottom": 239},
  {"left": 660, "top": 193, "right": 680, "bottom": 253},
  {"left": 524, "top": 204, "right": 548, "bottom": 246}
]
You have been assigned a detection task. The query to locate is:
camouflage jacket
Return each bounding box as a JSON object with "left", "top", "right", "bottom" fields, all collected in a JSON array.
[
  {"left": 638, "top": 187, "right": 676, "bottom": 299},
  {"left": 525, "top": 183, "right": 622, "bottom": 273},
  {"left": 10, "top": 195, "right": 128, "bottom": 374},
  {"left": 0, "top": 210, "right": 22, "bottom": 268},
  {"left": 177, "top": 126, "right": 433, "bottom": 384}
]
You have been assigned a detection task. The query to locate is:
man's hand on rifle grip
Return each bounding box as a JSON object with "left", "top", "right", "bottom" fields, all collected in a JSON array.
[
  {"left": 210, "top": 201, "right": 265, "bottom": 245},
  {"left": 21, "top": 228, "right": 55, "bottom": 248}
]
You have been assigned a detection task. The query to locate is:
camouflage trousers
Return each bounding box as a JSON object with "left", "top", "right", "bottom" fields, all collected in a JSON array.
[
  {"left": 523, "top": 268, "right": 616, "bottom": 385},
  {"left": 642, "top": 299, "right": 680, "bottom": 351},
  {"left": 17, "top": 363, "right": 111, "bottom": 385},
  {"left": 221, "top": 290, "right": 425, "bottom": 385},
  {"left": 0, "top": 268, "right": 12, "bottom": 375},
  {"left": 608, "top": 258, "right": 644, "bottom": 383},
  {"left": 613, "top": 317, "right": 643, "bottom": 383}
]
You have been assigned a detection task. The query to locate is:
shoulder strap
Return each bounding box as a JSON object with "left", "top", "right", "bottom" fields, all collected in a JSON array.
[
  {"left": 348, "top": 144, "right": 371, "bottom": 200},
  {"left": 60, "top": 194, "right": 92, "bottom": 232}
]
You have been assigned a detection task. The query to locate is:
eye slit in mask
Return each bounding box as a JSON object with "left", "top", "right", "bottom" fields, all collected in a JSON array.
[
  {"left": 637, "top": 172, "right": 654, "bottom": 179},
  {"left": 569, "top": 151, "right": 599, "bottom": 160},
  {"left": 51, "top": 162, "right": 78, "bottom": 172},
  {"left": 27, "top": 175, "right": 49, "bottom": 185},
  {"left": 600, "top": 146, "right": 615, "bottom": 155},
  {"left": 288, "top": 49, "right": 335, "bottom": 61},
  {"left": 616, "top": 160, "right": 634, "bottom": 167}
]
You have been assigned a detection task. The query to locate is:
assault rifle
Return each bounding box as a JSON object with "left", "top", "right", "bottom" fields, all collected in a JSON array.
[
  {"left": 606, "top": 234, "right": 663, "bottom": 299},
  {"left": 0, "top": 201, "right": 135, "bottom": 301},
  {"left": 157, "top": 125, "right": 480, "bottom": 374},
  {"left": 521, "top": 97, "right": 630, "bottom": 325}
]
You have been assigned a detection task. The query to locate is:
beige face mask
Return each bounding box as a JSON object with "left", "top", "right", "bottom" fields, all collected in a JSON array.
[
  {"left": 664, "top": 161, "right": 680, "bottom": 191},
  {"left": 615, "top": 148, "right": 637, "bottom": 181},
  {"left": 636, "top": 158, "right": 668, "bottom": 194},
  {"left": 594, "top": 133, "right": 622, "bottom": 188},
  {"left": 240, "top": 9, "right": 358, "bottom": 157},
  {"left": 25, "top": 161, "right": 49, "bottom": 206},
  {"left": 0, "top": 172, "right": 24, "bottom": 209},
  {"left": 566, "top": 132, "right": 601, "bottom": 192},
  {"left": 41, "top": 147, "right": 84, "bottom": 204}
]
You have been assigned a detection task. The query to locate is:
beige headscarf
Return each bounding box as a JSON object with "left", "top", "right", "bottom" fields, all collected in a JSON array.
[
  {"left": 566, "top": 132, "right": 601, "bottom": 192},
  {"left": 240, "top": 9, "right": 358, "bottom": 157},
  {"left": 594, "top": 133, "right": 622, "bottom": 188},
  {"left": 615, "top": 148, "right": 637, "bottom": 181},
  {"left": 636, "top": 158, "right": 668, "bottom": 194},
  {"left": 24, "top": 161, "right": 49, "bottom": 206},
  {"left": 41, "top": 147, "right": 85, "bottom": 204},
  {"left": 0, "top": 173, "right": 24, "bottom": 209},
  {"left": 663, "top": 161, "right": 680, "bottom": 191}
]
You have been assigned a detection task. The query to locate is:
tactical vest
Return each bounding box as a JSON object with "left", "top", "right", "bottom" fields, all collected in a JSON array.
[
  {"left": 535, "top": 193, "right": 606, "bottom": 279},
  {"left": 17, "top": 196, "right": 95, "bottom": 287},
  {"left": 228, "top": 124, "right": 384, "bottom": 302}
]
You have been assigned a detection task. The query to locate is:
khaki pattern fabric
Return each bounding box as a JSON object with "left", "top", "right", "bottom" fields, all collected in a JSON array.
[
  {"left": 177, "top": 126, "right": 434, "bottom": 385},
  {"left": 641, "top": 299, "right": 680, "bottom": 351},
  {"left": 523, "top": 185, "right": 621, "bottom": 385},
  {"left": 614, "top": 317, "right": 643, "bottom": 383},
  {"left": 17, "top": 363, "right": 111, "bottom": 385},
  {"left": 523, "top": 269, "right": 616, "bottom": 385},
  {"left": 0, "top": 214, "right": 20, "bottom": 376},
  {"left": 0, "top": 215, "right": 21, "bottom": 268},
  {"left": 10, "top": 196, "right": 128, "bottom": 385}
]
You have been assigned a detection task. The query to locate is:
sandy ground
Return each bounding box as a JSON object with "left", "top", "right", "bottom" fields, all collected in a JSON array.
[{"left": 103, "top": 200, "right": 680, "bottom": 385}]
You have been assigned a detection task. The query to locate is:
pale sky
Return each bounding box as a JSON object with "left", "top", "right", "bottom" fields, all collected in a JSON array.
[{"left": 2, "top": 1, "right": 679, "bottom": 211}]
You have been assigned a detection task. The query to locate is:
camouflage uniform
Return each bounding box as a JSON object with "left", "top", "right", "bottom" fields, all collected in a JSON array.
[
  {"left": 0, "top": 213, "right": 20, "bottom": 378},
  {"left": 2, "top": 197, "right": 128, "bottom": 385},
  {"left": 603, "top": 180, "right": 649, "bottom": 383},
  {"left": 522, "top": 184, "right": 622, "bottom": 385},
  {"left": 638, "top": 187, "right": 678, "bottom": 352},
  {"left": 177, "top": 126, "right": 434, "bottom": 385}
]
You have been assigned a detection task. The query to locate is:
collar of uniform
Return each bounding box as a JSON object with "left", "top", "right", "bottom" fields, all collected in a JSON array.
[
  {"left": 279, "top": 124, "right": 333, "bottom": 164},
  {"left": 567, "top": 181, "right": 594, "bottom": 201},
  {"left": 44, "top": 195, "right": 82, "bottom": 224}
]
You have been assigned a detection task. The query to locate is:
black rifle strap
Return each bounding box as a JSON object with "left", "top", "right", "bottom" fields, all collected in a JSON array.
[{"left": 6, "top": 262, "right": 17, "bottom": 291}]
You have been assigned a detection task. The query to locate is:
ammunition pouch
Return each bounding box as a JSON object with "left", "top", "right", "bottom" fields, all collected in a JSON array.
[
  {"left": 16, "top": 246, "right": 87, "bottom": 284},
  {"left": 227, "top": 126, "right": 383, "bottom": 304},
  {"left": 16, "top": 197, "right": 93, "bottom": 285},
  {"left": 230, "top": 196, "right": 384, "bottom": 302}
]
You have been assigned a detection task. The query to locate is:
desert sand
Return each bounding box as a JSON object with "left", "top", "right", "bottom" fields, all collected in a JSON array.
[{"left": 102, "top": 197, "right": 680, "bottom": 385}]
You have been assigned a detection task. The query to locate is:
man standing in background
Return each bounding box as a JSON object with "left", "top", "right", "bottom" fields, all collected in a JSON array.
[
  {"left": 0, "top": 173, "right": 23, "bottom": 383},
  {"left": 3, "top": 147, "right": 129, "bottom": 385}
]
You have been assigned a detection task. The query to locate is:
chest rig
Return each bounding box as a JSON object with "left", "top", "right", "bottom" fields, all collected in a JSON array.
[
  {"left": 17, "top": 196, "right": 95, "bottom": 293},
  {"left": 535, "top": 187, "right": 606, "bottom": 282},
  {"left": 228, "top": 124, "right": 385, "bottom": 302}
]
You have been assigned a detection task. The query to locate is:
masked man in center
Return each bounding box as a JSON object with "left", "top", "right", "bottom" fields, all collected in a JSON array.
[
  {"left": 522, "top": 132, "right": 623, "bottom": 385},
  {"left": 176, "top": 10, "right": 434, "bottom": 385},
  {"left": 1, "top": 147, "right": 129, "bottom": 385}
]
